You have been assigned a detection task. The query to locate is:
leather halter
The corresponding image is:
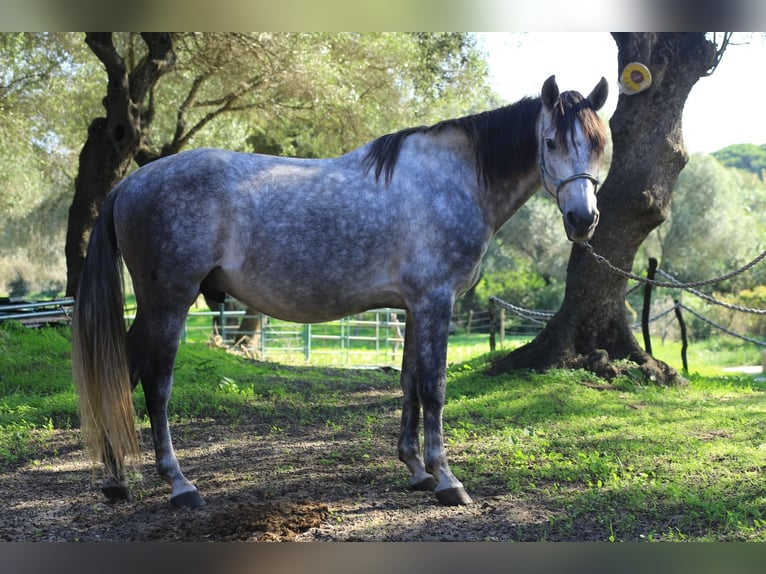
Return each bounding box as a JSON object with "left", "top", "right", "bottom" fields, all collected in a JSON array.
[{"left": 538, "top": 126, "right": 600, "bottom": 206}]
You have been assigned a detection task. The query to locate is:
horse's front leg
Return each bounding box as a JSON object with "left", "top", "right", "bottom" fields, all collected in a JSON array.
[
  {"left": 398, "top": 319, "right": 437, "bottom": 492},
  {"left": 407, "top": 298, "right": 473, "bottom": 506}
]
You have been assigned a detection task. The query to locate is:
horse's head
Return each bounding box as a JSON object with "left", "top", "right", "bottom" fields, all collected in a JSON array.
[{"left": 538, "top": 75, "right": 609, "bottom": 242}]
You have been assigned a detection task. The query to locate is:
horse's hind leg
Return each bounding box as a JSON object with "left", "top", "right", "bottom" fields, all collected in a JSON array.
[
  {"left": 128, "top": 310, "right": 206, "bottom": 509},
  {"left": 99, "top": 443, "right": 133, "bottom": 502},
  {"left": 99, "top": 355, "right": 142, "bottom": 502}
]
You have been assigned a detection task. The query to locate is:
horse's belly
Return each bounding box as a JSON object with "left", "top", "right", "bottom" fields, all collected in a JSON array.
[{"left": 211, "top": 265, "right": 405, "bottom": 323}]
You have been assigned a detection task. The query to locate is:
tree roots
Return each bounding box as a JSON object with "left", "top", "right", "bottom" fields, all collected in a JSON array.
[{"left": 489, "top": 346, "right": 688, "bottom": 387}]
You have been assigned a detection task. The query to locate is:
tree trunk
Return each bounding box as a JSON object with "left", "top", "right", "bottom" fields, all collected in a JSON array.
[
  {"left": 65, "top": 33, "right": 175, "bottom": 296},
  {"left": 490, "top": 33, "right": 719, "bottom": 385}
]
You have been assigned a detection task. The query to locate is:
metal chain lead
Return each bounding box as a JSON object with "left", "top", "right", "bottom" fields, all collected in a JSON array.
[{"left": 578, "top": 241, "right": 766, "bottom": 290}]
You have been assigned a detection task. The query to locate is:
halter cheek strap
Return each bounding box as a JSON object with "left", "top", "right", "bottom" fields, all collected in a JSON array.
[{"left": 538, "top": 130, "right": 600, "bottom": 204}]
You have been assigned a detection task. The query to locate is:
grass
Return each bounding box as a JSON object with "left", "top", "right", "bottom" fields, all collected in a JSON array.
[
  {"left": 651, "top": 336, "right": 764, "bottom": 375},
  {"left": 2, "top": 319, "right": 766, "bottom": 540},
  {"left": 444, "top": 361, "right": 766, "bottom": 541}
]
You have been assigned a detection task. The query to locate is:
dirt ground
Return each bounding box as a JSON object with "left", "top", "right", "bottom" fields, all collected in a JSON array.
[{"left": 1, "top": 384, "right": 574, "bottom": 542}]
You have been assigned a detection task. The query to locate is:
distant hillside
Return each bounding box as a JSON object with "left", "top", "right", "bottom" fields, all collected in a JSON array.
[{"left": 712, "top": 143, "right": 766, "bottom": 180}]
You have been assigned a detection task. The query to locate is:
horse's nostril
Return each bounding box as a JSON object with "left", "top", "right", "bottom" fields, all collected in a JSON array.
[{"left": 566, "top": 210, "right": 598, "bottom": 232}]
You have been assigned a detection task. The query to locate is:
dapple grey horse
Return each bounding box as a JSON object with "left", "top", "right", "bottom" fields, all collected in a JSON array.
[{"left": 72, "top": 75, "right": 608, "bottom": 508}]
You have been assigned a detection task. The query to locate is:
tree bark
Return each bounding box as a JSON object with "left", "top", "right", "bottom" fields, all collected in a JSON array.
[
  {"left": 490, "top": 33, "right": 718, "bottom": 385},
  {"left": 65, "top": 33, "right": 175, "bottom": 296}
]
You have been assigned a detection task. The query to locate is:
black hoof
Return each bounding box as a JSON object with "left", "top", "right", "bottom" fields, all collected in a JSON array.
[
  {"left": 435, "top": 487, "right": 473, "bottom": 506},
  {"left": 101, "top": 484, "right": 132, "bottom": 502},
  {"left": 409, "top": 475, "right": 438, "bottom": 492},
  {"left": 171, "top": 490, "right": 206, "bottom": 509}
]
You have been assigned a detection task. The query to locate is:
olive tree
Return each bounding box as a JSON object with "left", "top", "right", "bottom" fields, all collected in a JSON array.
[{"left": 491, "top": 33, "right": 727, "bottom": 385}]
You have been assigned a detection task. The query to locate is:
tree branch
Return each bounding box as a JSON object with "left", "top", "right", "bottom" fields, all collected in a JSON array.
[
  {"left": 192, "top": 74, "right": 263, "bottom": 107},
  {"left": 703, "top": 32, "right": 733, "bottom": 76},
  {"left": 166, "top": 100, "right": 235, "bottom": 154},
  {"left": 128, "top": 33, "right": 176, "bottom": 104},
  {"left": 172, "top": 73, "right": 211, "bottom": 147},
  {"left": 164, "top": 73, "right": 265, "bottom": 154},
  {"left": 84, "top": 33, "right": 126, "bottom": 87}
]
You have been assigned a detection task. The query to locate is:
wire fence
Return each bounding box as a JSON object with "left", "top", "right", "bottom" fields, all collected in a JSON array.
[{"left": 0, "top": 297, "right": 73, "bottom": 326}]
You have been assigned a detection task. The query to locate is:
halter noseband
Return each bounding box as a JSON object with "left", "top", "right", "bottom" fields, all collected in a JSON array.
[{"left": 538, "top": 128, "right": 600, "bottom": 203}]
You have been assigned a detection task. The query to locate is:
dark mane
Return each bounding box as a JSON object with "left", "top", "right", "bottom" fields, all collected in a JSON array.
[
  {"left": 363, "top": 90, "right": 606, "bottom": 186},
  {"left": 364, "top": 97, "right": 542, "bottom": 186}
]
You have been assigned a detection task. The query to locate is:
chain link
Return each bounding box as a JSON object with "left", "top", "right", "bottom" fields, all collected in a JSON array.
[
  {"left": 655, "top": 270, "right": 766, "bottom": 315},
  {"left": 489, "top": 296, "right": 555, "bottom": 325},
  {"left": 579, "top": 241, "right": 766, "bottom": 290},
  {"left": 489, "top": 243, "right": 766, "bottom": 344},
  {"left": 677, "top": 303, "right": 766, "bottom": 346}
]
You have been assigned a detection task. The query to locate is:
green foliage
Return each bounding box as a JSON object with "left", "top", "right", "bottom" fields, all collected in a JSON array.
[
  {"left": 472, "top": 258, "right": 562, "bottom": 312},
  {"left": 705, "top": 285, "right": 766, "bottom": 340},
  {"left": 735, "top": 286, "right": 766, "bottom": 337},
  {"left": 642, "top": 154, "right": 766, "bottom": 294},
  {"left": 0, "top": 33, "right": 102, "bottom": 294},
  {"left": 145, "top": 32, "right": 491, "bottom": 160},
  {"left": 713, "top": 143, "right": 766, "bottom": 180}
]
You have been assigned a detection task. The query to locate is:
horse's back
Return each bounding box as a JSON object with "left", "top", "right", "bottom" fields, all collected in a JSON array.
[{"left": 112, "top": 146, "right": 488, "bottom": 321}]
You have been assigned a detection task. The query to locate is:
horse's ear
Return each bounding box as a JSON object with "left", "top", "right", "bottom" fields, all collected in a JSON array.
[
  {"left": 587, "top": 77, "right": 609, "bottom": 111},
  {"left": 541, "top": 75, "right": 559, "bottom": 109}
]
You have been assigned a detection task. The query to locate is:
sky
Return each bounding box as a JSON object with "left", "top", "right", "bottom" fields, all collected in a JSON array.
[{"left": 478, "top": 32, "right": 766, "bottom": 154}]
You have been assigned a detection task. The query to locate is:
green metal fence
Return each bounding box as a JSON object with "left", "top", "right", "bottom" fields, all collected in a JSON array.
[{"left": 127, "top": 306, "right": 406, "bottom": 367}]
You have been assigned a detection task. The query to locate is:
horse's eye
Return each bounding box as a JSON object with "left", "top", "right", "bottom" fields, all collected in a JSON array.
[{"left": 545, "top": 138, "right": 556, "bottom": 151}]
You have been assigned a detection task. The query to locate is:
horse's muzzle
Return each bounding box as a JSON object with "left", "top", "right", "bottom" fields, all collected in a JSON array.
[{"left": 564, "top": 208, "right": 599, "bottom": 242}]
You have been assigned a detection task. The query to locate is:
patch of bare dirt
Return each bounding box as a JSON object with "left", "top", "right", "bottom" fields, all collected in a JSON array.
[{"left": 0, "top": 411, "right": 580, "bottom": 542}]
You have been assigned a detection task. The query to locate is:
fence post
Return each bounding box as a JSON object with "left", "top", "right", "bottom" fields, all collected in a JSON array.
[
  {"left": 219, "top": 302, "right": 227, "bottom": 341},
  {"left": 376, "top": 310, "right": 381, "bottom": 360},
  {"left": 673, "top": 300, "right": 688, "bottom": 372},
  {"left": 466, "top": 310, "right": 474, "bottom": 335},
  {"left": 642, "top": 257, "right": 658, "bottom": 355},
  {"left": 499, "top": 306, "right": 505, "bottom": 348},
  {"left": 489, "top": 301, "right": 496, "bottom": 352},
  {"left": 342, "top": 317, "right": 348, "bottom": 364},
  {"left": 304, "top": 323, "right": 311, "bottom": 362},
  {"left": 260, "top": 314, "right": 267, "bottom": 359}
]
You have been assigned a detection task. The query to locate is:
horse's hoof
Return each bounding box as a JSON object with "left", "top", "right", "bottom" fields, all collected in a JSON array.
[
  {"left": 409, "top": 475, "right": 437, "bottom": 492},
  {"left": 101, "top": 484, "right": 132, "bottom": 502},
  {"left": 171, "top": 490, "right": 206, "bottom": 509},
  {"left": 435, "top": 487, "right": 473, "bottom": 506}
]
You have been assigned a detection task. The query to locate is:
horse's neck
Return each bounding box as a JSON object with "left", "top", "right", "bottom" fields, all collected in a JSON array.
[{"left": 482, "top": 169, "right": 542, "bottom": 234}]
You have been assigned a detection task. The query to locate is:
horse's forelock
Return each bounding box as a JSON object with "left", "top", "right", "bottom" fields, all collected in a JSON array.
[{"left": 552, "top": 90, "right": 607, "bottom": 161}]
